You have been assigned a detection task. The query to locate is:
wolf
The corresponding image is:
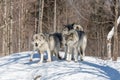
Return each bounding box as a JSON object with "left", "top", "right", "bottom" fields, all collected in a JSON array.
[
  {"left": 64, "top": 29, "right": 87, "bottom": 62},
  {"left": 30, "top": 34, "right": 40, "bottom": 61},
  {"left": 30, "top": 32, "right": 63, "bottom": 63},
  {"left": 30, "top": 33, "right": 51, "bottom": 63},
  {"left": 61, "top": 23, "right": 75, "bottom": 59},
  {"left": 47, "top": 32, "right": 63, "bottom": 60},
  {"left": 62, "top": 23, "right": 84, "bottom": 59}
]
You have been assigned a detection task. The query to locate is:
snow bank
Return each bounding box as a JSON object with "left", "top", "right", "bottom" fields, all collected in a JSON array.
[{"left": 0, "top": 51, "right": 120, "bottom": 80}]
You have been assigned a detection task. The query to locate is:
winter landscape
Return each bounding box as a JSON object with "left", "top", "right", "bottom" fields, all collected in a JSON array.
[
  {"left": 0, "top": 0, "right": 120, "bottom": 80},
  {"left": 0, "top": 51, "right": 120, "bottom": 80}
]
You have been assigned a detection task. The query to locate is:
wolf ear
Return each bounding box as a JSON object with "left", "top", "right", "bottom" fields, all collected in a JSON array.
[
  {"left": 39, "top": 33, "right": 45, "bottom": 40},
  {"left": 71, "top": 23, "right": 75, "bottom": 26},
  {"left": 33, "top": 34, "right": 40, "bottom": 40},
  {"left": 40, "top": 35, "right": 45, "bottom": 40}
]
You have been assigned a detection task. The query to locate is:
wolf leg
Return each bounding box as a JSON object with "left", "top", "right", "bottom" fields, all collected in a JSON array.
[
  {"left": 66, "top": 46, "right": 72, "bottom": 62},
  {"left": 64, "top": 45, "right": 68, "bottom": 59},
  {"left": 66, "top": 46, "right": 69, "bottom": 61},
  {"left": 74, "top": 48, "right": 78, "bottom": 62},
  {"left": 68, "top": 53, "right": 72, "bottom": 62},
  {"left": 66, "top": 53, "right": 69, "bottom": 61},
  {"left": 54, "top": 48, "right": 61, "bottom": 60},
  {"left": 80, "top": 49, "right": 83, "bottom": 61},
  {"left": 30, "top": 50, "right": 35, "bottom": 61},
  {"left": 80, "top": 42, "right": 87, "bottom": 61},
  {"left": 47, "top": 49, "right": 51, "bottom": 62},
  {"left": 38, "top": 53, "right": 44, "bottom": 64}
]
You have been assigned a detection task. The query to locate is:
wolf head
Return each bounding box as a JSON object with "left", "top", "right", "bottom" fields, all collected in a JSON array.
[
  {"left": 32, "top": 33, "right": 47, "bottom": 48},
  {"left": 62, "top": 23, "right": 74, "bottom": 36},
  {"left": 37, "top": 33, "right": 47, "bottom": 46},
  {"left": 65, "top": 29, "right": 81, "bottom": 46},
  {"left": 32, "top": 34, "right": 41, "bottom": 48}
]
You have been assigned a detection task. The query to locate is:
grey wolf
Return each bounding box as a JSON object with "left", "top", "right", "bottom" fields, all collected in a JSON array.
[
  {"left": 30, "top": 33, "right": 51, "bottom": 63},
  {"left": 62, "top": 23, "right": 84, "bottom": 60},
  {"left": 61, "top": 23, "right": 75, "bottom": 58},
  {"left": 65, "top": 30, "right": 87, "bottom": 62},
  {"left": 30, "top": 34, "right": 41, "bottom": 61},
  {"left": 30, "top": 32, "right": 63, "bottom": 63}
]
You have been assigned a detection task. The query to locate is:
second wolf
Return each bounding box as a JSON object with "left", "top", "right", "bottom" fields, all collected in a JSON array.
[
  {"left": 65, "top": 29, "right": 87, "bottom": 62},
  {"left": 62, "top": 23, "right": 85, "bottom": 61}
]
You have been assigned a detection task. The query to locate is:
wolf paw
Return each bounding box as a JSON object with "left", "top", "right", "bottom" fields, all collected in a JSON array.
[
  {"left": 47, "top": 59, "right": 51, "bottom": 62},
  {"left": 74, "top": 60, "right": 78, "bottom": 63},
  {"left": 67, "top": 60, "right": 71, "bottom": 62}
]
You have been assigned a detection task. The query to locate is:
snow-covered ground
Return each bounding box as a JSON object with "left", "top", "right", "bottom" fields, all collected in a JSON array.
[{"left": 0, "top": 51, "right": 120, "bottom": 80}]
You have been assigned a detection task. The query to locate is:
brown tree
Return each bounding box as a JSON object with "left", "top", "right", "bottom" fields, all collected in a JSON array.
[
  {"left": 38, "top": 0, "right": 44, "bottom": 33},
  {"left": 53, "top": 0, "right": 56, "bottom": 32},
  {"left": 113, "top": 0, "right": 119, "bottom": 61}
]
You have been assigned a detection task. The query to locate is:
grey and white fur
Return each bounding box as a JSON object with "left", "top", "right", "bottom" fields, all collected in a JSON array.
[
  {"left": 30, "top": 32, "right": 63, "bottom": 63},
  {"left": 62, "top": 23, "right": 85, "bottom": 60},
  {"left": 30, "top": 33, "right": 51, "bottom": 63},
  {"left": 65, "top": 30, "right": 87, "bottom": 62},
  {"left": 47, "top": 32, "right": 62, "bottom": 60}
]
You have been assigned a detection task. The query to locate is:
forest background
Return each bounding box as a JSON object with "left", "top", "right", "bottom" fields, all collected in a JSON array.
[{"left": 0, "top": 0, "right": 120, "bottom": 60}]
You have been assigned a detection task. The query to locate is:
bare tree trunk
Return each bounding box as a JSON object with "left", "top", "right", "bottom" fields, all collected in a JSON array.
[
  {"left": 113, "top": 0, "right": 119, "bottom": 61},
  {"left": 101, "top": 26, "right": 105, "bottom": 59},
  {"left": 35, "top": 2, "right": 37, "bottom": 34},
  {"left": 97, "top": 31, "right": 100, "bottom": 57},
  {"left": 21, "top": 0, "right": 25, "bottom": 51},
  {"left": 107, "top": 1, "right": 120, "bottom": 60},
  {"left": 38, "top": 0, "right": 41, "bottom": 33},
  {"left": 2, "top": 0, "right": 8, "bottom": 56},
  {"left": 38, "top": 0, "right": 44, "bottom": 33},
  {"left": 47, "top": 0, "right": 51, "bottom": 32},
  {"left": 18, "top": 0, "right": 21, "bottom": 52},
  {"left": 107, "top": 16, "right": 120, "bottom": 59},
  {"left": 10, "top": 0, "right": 13, "bottom": 54},
  {"left": 65, "top": 2, "right": 68, "bottom": 24},
  {"left": 107, "top": 27, "right": 114, "bottom": 59},
  {"left": 100, "top": 27, "right": 102, "bottom": 58},
  {"left": 53, "top": 0, "right": 56, "bottom": 32},
  {"left": 107, "top": 39, "right": 112, "bottom": 59}
]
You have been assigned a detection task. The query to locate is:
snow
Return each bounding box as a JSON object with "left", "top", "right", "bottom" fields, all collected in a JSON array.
[
  {"left": 0, "top": 51, "right": 120, "bottom": 80},
  {"left": 117, "top": 16, "right": 120, "bottom": 25},
  {"left": 107, "top": 27, "right": 114, "bottom": 40}
]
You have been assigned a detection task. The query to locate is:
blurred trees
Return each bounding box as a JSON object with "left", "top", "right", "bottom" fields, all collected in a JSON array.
[{"left": 0, "top": 0, "right": 119, "bottom": 60}]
